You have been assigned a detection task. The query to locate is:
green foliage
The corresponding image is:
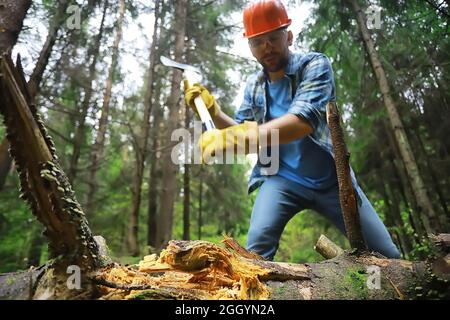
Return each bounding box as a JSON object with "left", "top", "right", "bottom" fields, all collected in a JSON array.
[{"left": 0, "top": 174, "right": 36, "bottom": 272}]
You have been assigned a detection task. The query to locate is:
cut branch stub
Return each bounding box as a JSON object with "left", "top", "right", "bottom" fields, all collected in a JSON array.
[
  {"left": 326, "top": 102, "right": 367, "bottom": 252},
  {"left": 314, "top": 234, "right": 344, "bottom": 259}
]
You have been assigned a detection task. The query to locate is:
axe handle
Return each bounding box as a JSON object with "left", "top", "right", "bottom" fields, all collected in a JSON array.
[{"left": 183, "top": 79, "right": 215, "bottom": 132}]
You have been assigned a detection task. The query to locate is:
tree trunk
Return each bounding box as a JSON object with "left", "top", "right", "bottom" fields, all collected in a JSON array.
[
  {"left": 28, "top": 0, "right": 71, "bottom": 98},
  {"left": 1, "top": 0, "right": 72, "bottom": 190},
  {"left": 86, "top": 0, "right": 125, "bottom": 215},
  {"left": 346, "top": 0, "right": 442, "bottom": 233},
  {"left": 25, "top": 0, "right": 94, "bottom": 263},
  {"left": 68, "top": 1, "right": 108, "bottom": 184},
  {"left": 0, "top": 55, "right": 103, "bottom": 273},
  {"left": 326, "top": 102, "right": 366, "bottom": 251},
  {"left": 0, "top": 0, "right": 31, "bottom": 55},
  {"left": 127, "top": 0, "right": 162, "bottom": 257},
  {"left": 157, "top": 0, "right": 187, "bottom": 250},
  {"left": 147, "top": 1, "right": 169, "bottom": 251},
  {"left": 147, "top": 86, "right": 163, "bottom": 250},
  {"left": 147, "top": 152, "right": 159, "bottom": 250},
  {"left": 0, "top": 0, "right": 32, "bottom": 190},
  {"left": 183, "top": 108, "right": 191, "bottom": 240}
]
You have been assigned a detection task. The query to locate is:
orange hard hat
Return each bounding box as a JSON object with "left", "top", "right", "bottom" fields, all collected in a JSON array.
[{"left": 243, "top": 0, "right": 292, "bottom": 38}]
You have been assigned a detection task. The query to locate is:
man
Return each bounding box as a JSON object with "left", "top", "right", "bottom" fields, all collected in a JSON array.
[{"left": 185, "top": 0, "right": 400, "bottom": 260}]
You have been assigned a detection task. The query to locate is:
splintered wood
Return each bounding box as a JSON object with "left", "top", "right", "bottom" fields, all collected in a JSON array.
[{"left": 96, "top": 238, "right": 309, "bottom": 300}]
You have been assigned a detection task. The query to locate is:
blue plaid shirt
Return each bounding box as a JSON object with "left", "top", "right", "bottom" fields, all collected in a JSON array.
[{"left": 234, "top": 51, "right": 357, "bottom": 194}]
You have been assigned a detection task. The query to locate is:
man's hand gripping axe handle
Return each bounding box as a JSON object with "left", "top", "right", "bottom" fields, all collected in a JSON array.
[
  {"left": 183, "top": 79, "right": 215, "bottom": 132},
  {"left": 160, "top": 56, "right": 215, "bottom": 131}
]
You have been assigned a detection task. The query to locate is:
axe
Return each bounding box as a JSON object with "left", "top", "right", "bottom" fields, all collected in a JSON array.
[{"left": 160, "top": 56, "right": 215, "bottom": 131}]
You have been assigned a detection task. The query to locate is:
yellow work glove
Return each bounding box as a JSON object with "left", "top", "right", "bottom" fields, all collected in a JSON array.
[
  {"left": 184, "top": 83, "right": 220, "bottom": 117},
  {"left": 199, "top": 121, "right": 259, "bottom": 164}
]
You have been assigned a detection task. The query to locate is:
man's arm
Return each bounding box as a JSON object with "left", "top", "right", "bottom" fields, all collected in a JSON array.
[
  {"left": 212, "top": 98, "right": 314, "bottom": 144},
  {"left": 233, "top": 54, "right": 333, "bottom": 147},
  {"left": 211, "top": 101, "right": 238, "bottom": 129},
  {"left": 259, "top": 113, "right": 313, "bottom": 145},
  {"left": 258, "top": 53, "right": 334, "bottom": 146}
]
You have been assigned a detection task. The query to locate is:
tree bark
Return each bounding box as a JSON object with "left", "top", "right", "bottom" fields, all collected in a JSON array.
[
  {"left": 0, "top": 0, "right": 31, "bottom": 55},
  {"left": 68, "top": 1, "right": 108, "bottom": 184},
  {"left": 0, "top": 0, "right": 32, "bottom": 190},
  {"left": 157, "top": 0, "right": 188, "bottom": 250},
  {"left": 86, "top": 0, "right": 125, "bottom": 215},
  {"left": 326, "top": 102, "right": 366, "bottom": 251},
  {"left": 346, "top": 0, "right": 442, "bottom": 233}
]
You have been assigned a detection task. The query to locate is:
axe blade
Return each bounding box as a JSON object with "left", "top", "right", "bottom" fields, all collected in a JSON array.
[{"left": 160, "top": 56, "right": 201, "bottom": 75}]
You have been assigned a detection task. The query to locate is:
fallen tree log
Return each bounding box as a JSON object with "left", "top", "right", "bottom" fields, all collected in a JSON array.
[
  {"left": 92, "top": 237, "right": 449, "bottom": 300},
  {"left": 2, "top": 236, "right": 448, "bottom": 300}
]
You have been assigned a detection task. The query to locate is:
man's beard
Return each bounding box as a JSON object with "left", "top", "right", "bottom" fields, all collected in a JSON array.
[{"left": 260, "top": 55, "right": 289, "bottom": 73}]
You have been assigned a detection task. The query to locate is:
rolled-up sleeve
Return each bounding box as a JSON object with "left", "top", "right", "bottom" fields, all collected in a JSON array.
[{"left": 288, "top": 54, "right": 335, "bottom": 132}]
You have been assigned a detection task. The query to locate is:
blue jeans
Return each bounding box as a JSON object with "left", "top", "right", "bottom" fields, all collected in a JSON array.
[{"left": 246, "top": 175, "right": 401, "bottom": 260}]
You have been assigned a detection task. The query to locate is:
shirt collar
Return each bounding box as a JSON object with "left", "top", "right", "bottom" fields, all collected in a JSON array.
[{"left": 284, "top": 51, "right": 296, "bottom": 75}]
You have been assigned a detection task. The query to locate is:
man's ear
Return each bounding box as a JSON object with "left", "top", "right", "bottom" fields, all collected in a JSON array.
[{"left": 287, "top": 30, "right": 293, "bottom": 46}]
